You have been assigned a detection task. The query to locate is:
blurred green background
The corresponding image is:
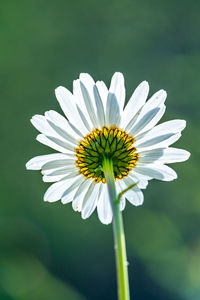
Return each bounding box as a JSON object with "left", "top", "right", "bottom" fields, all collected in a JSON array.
[{"left": 1, "top": 0, "right": 199, "bottom": 299}]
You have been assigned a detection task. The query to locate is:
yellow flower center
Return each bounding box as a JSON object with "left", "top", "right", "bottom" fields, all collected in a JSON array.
[{"left": 75, "top": 126, "right": 139, "bottom": 183}]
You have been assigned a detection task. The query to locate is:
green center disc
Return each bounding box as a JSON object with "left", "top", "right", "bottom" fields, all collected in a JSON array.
[{"left": 75, "top": 126, "right": 139, "bottom": 183}]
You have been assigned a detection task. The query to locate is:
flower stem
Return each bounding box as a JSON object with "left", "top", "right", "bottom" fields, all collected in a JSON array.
[{"left": 102, "top": 157, "right": 130, "bottom": 300}]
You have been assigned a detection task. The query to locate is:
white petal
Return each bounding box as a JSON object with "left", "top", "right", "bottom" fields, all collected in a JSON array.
[
  {"left": 116, "top": 180, "right": 126, "bottom": 211},
  {"left": 76, "top": 105, "right": 92, "bottom": 132},
  {"left": 44, "top": 175, "right": 82, "bottom": 202},
  {"left": 93, "top": 84, "right": 105, "bottom": 127},
  {"left": 79, "top": 73, "right": 96, "bottom": 98},
  {"left": 136, "top": 132, "right": 175, "bottom": 148},
  {"left": 41, "top": 158, "right": 75, "bottom": 171},
  {"left": 121, "top": 81, "right": 149, "bottom": 129},
  {"left": 137, "top": 105, "right": 166, "bottom": 136},
  {"left": 135, "top": 163, "right": 177, "bottom": 181},
  {"left": 81, "top": 183, "right": 100, "bottom": 219},
  {"left": 45, "top": 110, "right": 80, "bottom": 144},
  {"left": 31, "top": 115, "right": 56, "bottom": 136},
  {"left": 128, "top": 88, "right": 167, "bottom": 135},
  {"left": 55, "top": 86, "right": 88, "bottom": 136},
  {"left": 97, "top": 184, "right": 113, "bottom": 224},
  {"left": 106, "top": 93, "right": 120, "bottom": 126},
  {"left": 36, "top": 134, "right": 71, "bottom": 153},
  {"left": 26, "top": 153, "right": 71, "bottom": 170},
  {"left": 130, "top": 170, "right": 151, "bottom": 181},
  {"left": 138, "top": 148, "right": 165, "bottom": 164},
  {"left": 122, "top": 177, "right": 144, "bottom": 206},
  {"left": 135, "top": 119, "right": 186, "bottom": 142},
  {"left": 141, "top": 89, "right": 167, "bottom": 113},
  {"left": 43, "top": 135, "right": 75, "bottom": 152},
  {"left": 42, "top": 174, "right": 66, "bottom": 182},
  {"left": 129, "top": 105, "right": 165, "bottom": 136},
  {"left": 42, "top": 165, "right": 77, "bottom": 181},
  {"left": 137, "top": 132, "right": 182, "bottom": 151},
  {"left": 61, "top": 176, "right": 85, "bottom": 204},
  {"left": 72, "top": 179, "right": 93, "bottom": 212},
  {"left": 128, "top": 173, "right": 149, "bottom": 189},
  {"left": 158, "top": 148, "right": 190, "bottom": 163},
  {"left": 79, "top": 80, "right": 99, "bottom": 128},
  {"left": 73, "top": 79, "right": 93, "bottom": 131},
  {"left": 120, "top": 195, "right": 126, "bottom": 211},
  {"left": 95, "top": 80, "right": 108, "bottom": 110},
  {"left": 77, "top": 74, "right": 100, "bottom": 129},
  {"left": 139, "top": 147, "right": 190, "bottom": 164},
  {"left": 61, "top": 186, "right": 79, "bottom": 204},
  {"left": 32, "top": 114, "right": 77, "bottom": 151},
  {"left": 109, "top": 72, "right": 125, "bottom": 113},
  {"left": 126, "top": 187, "right": 144, "bottom": 206},
  {"left": 42, "top": 166, "right": 77, "bottom": 176}
]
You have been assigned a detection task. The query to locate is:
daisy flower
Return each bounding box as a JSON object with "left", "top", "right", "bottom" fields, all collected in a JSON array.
[{"left": 26, "top": 72, "right": 190, "bottom": 224}]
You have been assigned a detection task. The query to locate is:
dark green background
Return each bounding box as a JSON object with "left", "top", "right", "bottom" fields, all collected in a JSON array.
[{"left": 1, "top": 0, "right": 199, "bottom": 299}]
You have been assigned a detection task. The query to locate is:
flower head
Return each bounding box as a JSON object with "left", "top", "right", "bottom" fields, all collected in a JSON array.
[{"left": 26, "top": 73, "right": 190, "bottom": 224}]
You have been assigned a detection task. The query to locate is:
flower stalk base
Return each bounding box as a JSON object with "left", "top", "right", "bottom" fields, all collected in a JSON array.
[{"left": 103, "top": 157, "right": 130, "bottom": 300}]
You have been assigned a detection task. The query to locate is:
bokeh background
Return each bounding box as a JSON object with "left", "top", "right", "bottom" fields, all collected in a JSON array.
[{"left": 1, "top": 0, "right": 200, "bottom": 299}]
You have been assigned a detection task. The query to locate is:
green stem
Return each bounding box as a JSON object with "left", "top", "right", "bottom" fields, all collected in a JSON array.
[{"left": 102, "top": 157, "right": 130, "bottom": 300}]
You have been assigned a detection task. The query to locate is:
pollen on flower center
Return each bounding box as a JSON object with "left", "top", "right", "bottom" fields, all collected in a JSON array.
[{"left": 75, "top": 126, "right": 139, "bottom": 183}]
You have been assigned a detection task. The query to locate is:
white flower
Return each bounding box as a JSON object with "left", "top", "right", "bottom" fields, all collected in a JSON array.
[{"left": 26, "top": 72, "right": 190, "bottom": 224}]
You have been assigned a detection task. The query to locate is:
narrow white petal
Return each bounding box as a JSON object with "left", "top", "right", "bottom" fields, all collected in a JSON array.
[
  {"left": 139, "top": 148, "right": 165, "bottom": 164},
  {"left": 72, "top": 179, "right": 93, "bottom": 212},
  {"left": 93, "top": 84, "right": 105, "bottom": 127},
  {"left": 76, "top": 105, "right": 92, "bottom": 132},
  {"left": 128, "top": 173, "right": 149, "bottom": 189},
  {"left": 79, "top": 73, "right": 96, "bottom": 96},
  {"left": 106, "top": 93, "right": 120, "bottom": 126},
  {"left": 36, "top": 134, "right": 71, "bottom": 153},
  {"left": 44, "top": 135, "right": 75, "bottom": 152},
  {"left": 130, "top": 170, "right": 151, "bottom": 181},
  {"left": 126, "top": 187, "right": 144, "bottom": 206},
  {"left": 139, "top": 147, "right": 190, "bottom": 164},
  {"left": 129, "top": 107, "right": 161, "bottom": 136},
  {"left": 135, "top": 163, "right": 177, "bottom": 181},
  {"left": 81, "top": 183, "right": 100, "bottom": 219},
  {"left": 137, "top": 132, "right": 182, "bottom": 151},
  {"left": 155, "top": 119, "right": 186, "bottom": 133},
  {"left": 95, "top": 80, "right": 108, "bottom": 110},
  {"left": 61, "top": 176, "right": 85, "bottom": 204},
  {"left": 136, "top": 105, "right": 166, "bottom": 136},
  {"left": 55, "top": 86, "right": 88, "bottom": 136},
  {"left": 45, "top": 110, "right": 80, "bottom": 144},
  {"left": 32, "top": 114, "right": 77, "bottom": 151},
  {"left": 109, "top": 72, "right": 125, "bottom": 113},
  {"left": 158, "top": 148, "right": 190, "bottom": 163},
  {"left": 128, "top": 89, "right": 167, "bottom": 135},
  {"left": 142, "top": 89, "right": 167, "bottom": 113},
  {"left": 73, "top": 79, "right": 93, "bottom": 131},
  {"left": 80, "top": 81, "right": 99, "bottom": 128},
  {"left": 77, "top": 74, "right": 100, "bottom": 129},
  {"left": 41, "top": 158, "right": 75, "bottom": 171},
  {"left": 121, "top": 81, "right": 149, "bottom": 129},
  {"left": 136, "top": 119, "right": 186, "bottom": 142},
  {"left": 31, "top": 115, "right": 56, "bottom": 136},
  {"left": 61, "top": 186, "right": 80, "bottom": 204},
  {"left": 44, "top": 175, "right": 82, "bottom": 202},
  {"left": 26, "top": 153, "right": 70, "bottom": 170},
  {"left": 42, "top": 166, "right": 77, "bottom": 176},
  {"left": 42, "top": 174, "right": 66, "bottom": 182},
  {"left": 136, "top": 132, "right": 175, "bottom": 148},
  {"left": 120, "top": 195, "right": 126, "bottom": 211},
  {"left": 97, "top": 184, "right": 113, "bottom": 224},
  {"left": 116, "top": 181, "right": 126, "bottom": 211},
  {"left": 122, "top": 177, "right": 144, "bottom": 206}
]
